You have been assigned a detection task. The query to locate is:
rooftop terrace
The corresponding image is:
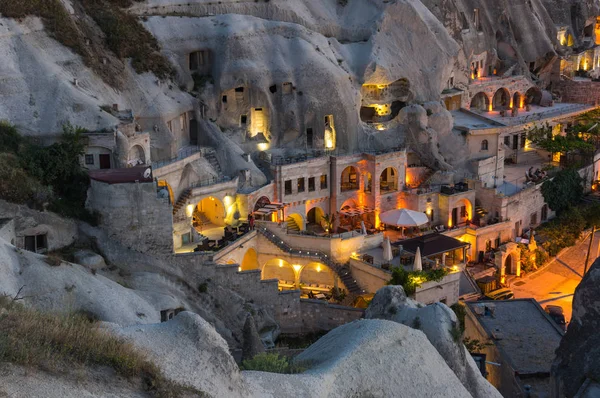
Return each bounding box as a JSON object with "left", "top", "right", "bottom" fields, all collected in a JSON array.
[{"left": 467, "top": 299, "right": 563, "bottom": 375}]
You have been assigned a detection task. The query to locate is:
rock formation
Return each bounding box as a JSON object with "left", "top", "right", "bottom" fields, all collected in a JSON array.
[
  {"left": 365, "top": 286, "right": 502, "bottom": 398},
  {"left": 242, "top": 314, "right": 266, "bottom": 362},
  {"left": 552, "top": 257, "right": 600, "bottom": 397}
]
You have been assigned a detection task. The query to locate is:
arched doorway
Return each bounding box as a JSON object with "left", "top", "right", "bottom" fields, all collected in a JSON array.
[
  {"left": 341, "top": 166, "right": 359, "bottom": 192},
  {"left": 262, "top": 258, "right": 296, "bottom": 289},
  {"left": 451, "top": 198, "right": 473, "bottom": 227},
  {"left": 241, "top": 248, "right": 259, "bottom": 271},
  {"left": 307, "top": 206, "right": 324, "bottom": 226},
  {"left": 300, "top": 262, "right": 335, "bottom": 291},
  {"left": 470, "top": 92, "right": 490, "bottom": 112},
  {"left": 285, "top": 213, "right": 304, "bottom": 232},
  {"left": 194, "top": 196, "right": 225, "bottom": 228},
  {"left": 525, "top": 87, "right": 542, "bottom": 106},
  {"left": 512, "top": 92, "right": 523, "bottom": 109},
  {"left": 128, "top": 145, "right": 146, "bottom": 166},
  {"left": 380, "top": 167, "right": 398, "bottom": 192},
  {"left": 492, "top": 88, "right": 510, "bottom": 111},
  {"left": 505, "top": 254, "right": 514, "bottom": 274},
  {"left": 253, "top": 196, "right": 271, "bottom": 212}
]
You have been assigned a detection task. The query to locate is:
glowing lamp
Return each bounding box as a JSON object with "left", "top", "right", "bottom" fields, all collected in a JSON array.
[
  {"left": 292, "top": 264, "right": 302, "bottom": 273},
  {"left": 325, "top": 137, "right": 334, "bottom": 149},
  {"left": 186, "top": 204, "right": 194, "bottom": 217},
  {"left": 238, "top": 266, "right": 242, "bottom": 272},
  {"left": 488, "top": 103, "right": 493, "bottom": 112},
  {"left": 257, "top": 143, "right": 269, "bottom": 151},
  {"left": 426, "top": 208, "right": 432, "bottom": 215},
  {"left": 316, "top": 265, "right": 322, "bottom": 273}
]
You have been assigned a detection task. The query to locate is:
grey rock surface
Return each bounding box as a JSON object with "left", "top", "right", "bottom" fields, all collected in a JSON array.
[
  {"left": 552, "top": 258, "right": 600, "bottom": 397},
  {"left": 365, "top": 286, "right": 502, "bottom": 398}
]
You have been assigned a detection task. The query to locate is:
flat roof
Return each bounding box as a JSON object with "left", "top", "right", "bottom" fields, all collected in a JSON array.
[
  {"left": 393, "top": 233, "right": 468, "bottom": 257},
  {"left": 89, "top": 166, "right": 153, "bottom": 184},
  {"left": 466, "top": 299, "right": 563, "bottom": 375},
  {"left": 451, "top": 109, "right": 505, "bottom": 130}
]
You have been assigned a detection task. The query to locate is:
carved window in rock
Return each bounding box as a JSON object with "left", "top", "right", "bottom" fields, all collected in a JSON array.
[
  {"left": 85, "top": 154, "right": 94, "bottom": 165},
  {"left": 282, "top": 82, "right": 292, "bottom": 94},
  {"left": 24, "top": 234, "right": 47, "bottom": 254},
  {"left": 481, "top": 140, "right": 489, "bottom": 151}
]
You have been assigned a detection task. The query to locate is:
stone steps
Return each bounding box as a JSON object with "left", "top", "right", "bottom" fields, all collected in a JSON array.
[
  {"left": 257, "top": 226, "right": 365, "bottom": 298},
  {"left": 172, "top": 188, "right": 192, "bottom": 215}
]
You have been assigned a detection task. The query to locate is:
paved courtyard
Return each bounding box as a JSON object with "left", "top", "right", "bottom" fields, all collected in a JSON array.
[{"left": 511, "top": 230, "right": 600, "bottom": 323}]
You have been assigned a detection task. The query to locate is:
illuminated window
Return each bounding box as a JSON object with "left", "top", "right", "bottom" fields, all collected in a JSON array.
[
  {"left": 320, "top": 175, "right": 328, "bottom": 189},
  {"left": 298, "top": 178, "right": 305, "bottom": 193}
]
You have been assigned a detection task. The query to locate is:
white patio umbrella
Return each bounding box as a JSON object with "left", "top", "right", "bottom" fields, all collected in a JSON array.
[
  {"left": 380, "top": 208, "right": 429, "bottom": 226},
  {"left": 380, "top": 208, "right": 429, "bottom": 237},
  {"left": 413, "top": 246, "right": 423, "bottom": 272},
  {"left": 383, "top": 237, "right": 393, "bottom": 262},
  {"left": 360, "top": 221, "right": 367, "bottom": 235}
]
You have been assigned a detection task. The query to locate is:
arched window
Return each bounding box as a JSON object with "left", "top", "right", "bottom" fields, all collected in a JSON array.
[{"left": 481, "top": 140, "right": 489, "bottom": 151}]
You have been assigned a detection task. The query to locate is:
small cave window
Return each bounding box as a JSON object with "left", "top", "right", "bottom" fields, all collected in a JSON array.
[
  {"left": 269, "top": 85, "right": 277, "bottom": 94},
  {"left": 24, "top": 234, "right": 47, "bottom": 253},
  {"left": 285, "top": 180, "right": 292, "bottom": 195},
  {"left": 282, "top": 82, "right": 292, "bottom": 94},
  {"left": 306, "top": 128, "right": 313, "bottom": 148},
  {"left": 481, "top": 140, "right": 489, "bottom": 151},
  {"left": 85, "top": 154, "right": 94, "bottom": 165},
  {"left": 297, "top": 178, "right": 305, "bottom": 193},
  {"left": 222, "top": 95, "right": 227, "bottom": 103},
  {"left": 235, "top": 87, "right": 244, "bottom": 93},
  {"left": 240, "top": 115, "right": 247, "bottom": 125}
]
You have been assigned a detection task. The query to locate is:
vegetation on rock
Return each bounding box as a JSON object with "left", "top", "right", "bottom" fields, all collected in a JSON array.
[
  {"left": 0, "top": 0, "right": 173, "bottom": 86},
  {"left": 0, "top": 121, "right": 96, "bottom": 222},
  {"left": 0, "top": 296, "right": 205, "bottom": 397},
  {"left": 241, "top": 352, "right": 307, "bottom": 374},
  {"left": 387, "top": 267, "right": 449, "bottom": 296}
]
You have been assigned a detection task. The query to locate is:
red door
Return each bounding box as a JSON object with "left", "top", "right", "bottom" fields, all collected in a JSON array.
[{"left": 99, "top": 154, "right": 111, "bottom": 169}]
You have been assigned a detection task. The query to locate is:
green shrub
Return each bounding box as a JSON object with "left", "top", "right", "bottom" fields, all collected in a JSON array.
[
  {"left": 463, "top": 336, "right": 491, "bottom": 353},
  {"left": 387, "top": 267, "right": 449, "bottom": 296},
  {"left": 80, "top": 0, "right": 174, "bottom": 80},
  {"left": 0, "top": 297, "right": 205, "bottom": 397},
  {"left": 241, "top": 352, "right": 307, "bottom": 374},
  {"left": 450, "top": 302, "right": 466, "bottom": 332}
]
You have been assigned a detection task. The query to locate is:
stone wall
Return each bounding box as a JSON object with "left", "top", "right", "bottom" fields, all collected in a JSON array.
[
  {"left": 86, "top": 180, "right": 173, "bottom": 254},
  {"left": 554, "top": 80, "right": 600, "bottom": 105},
  {"left": 205, "top": 263, "right": 361, "bottom": 334}
]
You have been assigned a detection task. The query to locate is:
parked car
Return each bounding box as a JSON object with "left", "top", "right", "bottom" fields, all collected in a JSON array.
[
  {"left": 483, "top": 288, "right": 514, "bottom": 301},
  {"left": 545, "top": 305, "right": 568, "bottom": 332}
]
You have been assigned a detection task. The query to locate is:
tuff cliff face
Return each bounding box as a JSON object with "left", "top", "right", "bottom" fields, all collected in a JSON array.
[
  {"left": 552, "top": 258, "right": 600, "bottom": 397},
  {"left": 0, "top": 0, "right": 594, "bottom": 166}
]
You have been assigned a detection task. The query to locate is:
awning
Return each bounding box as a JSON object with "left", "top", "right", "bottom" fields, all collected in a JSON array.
[{"left": 339, "top": 205, "right": 374, "bottom": 217}]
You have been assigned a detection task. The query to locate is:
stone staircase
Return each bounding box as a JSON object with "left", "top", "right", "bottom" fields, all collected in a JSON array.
[
  {"left": 172, "top": 188, "right": 192, "bottom": 215},
  {"left": 286, "top": 217, "right": 301, "bottom": 232},
  {"left": 257, "top": 226, "right": 365, "bottom": 298},
  {"left": 194, "top": 212, "right": 211, "bottom": 226},
  {"left": 415, "top": 168, "right": 436, "bottom": 187},
  {"left": 204, "top": 150, "right": 221, "bottom": 173}
]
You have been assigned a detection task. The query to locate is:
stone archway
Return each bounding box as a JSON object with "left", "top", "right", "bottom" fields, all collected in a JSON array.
[
  {"left": 495, "top": 242, "right": 521, "bottom": 282},
  {"left": 470, "top": 92, "right": 490, "bottom": 112},
  {"left": 241, "top": 248, "right": 259, "bottom": 271},
  {"left": 492, "top": 88, "right": 511, "bottom": 111}
]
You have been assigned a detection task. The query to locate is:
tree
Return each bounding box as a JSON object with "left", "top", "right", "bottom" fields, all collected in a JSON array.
[
  {"left": 321, "top": 213, "right": 336, "bottom": 234},
  {"left": 541, "top": 168, "right": 583, "bottom": 214}
]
